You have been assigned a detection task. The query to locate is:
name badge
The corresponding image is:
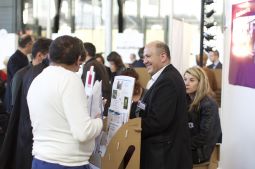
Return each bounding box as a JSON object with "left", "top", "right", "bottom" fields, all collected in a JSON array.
[
  {"left": 188, "top": 122, "right": 194, "bottom": 128},
  {"left": 137, "top": 101, "right": 146, "bottom": 110}
]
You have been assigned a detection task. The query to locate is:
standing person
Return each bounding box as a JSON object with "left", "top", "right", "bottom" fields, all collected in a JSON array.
[
  {"left": 207, "top": 50, "right": 222, "bottom": 69},
  {"left": 137, "top": 41, "right": 192, "bottom": 169},
  {"left": 184, "top": 66, "right": 222, "bottom": 165},
  {"left": 27, "top": 35, "right": 102, "bottom": 169},
  {"left": 129, "top": 53, "right": 137, "bottom": 67},
  {"left": 81, "top": 42, "right": 111, "bottom": 116},
  {"left": 0, "top": 38, "right": 52, "bottom": 169},
  {"left": 132, "top": 47, "right": 145, "bottom": 68},
  {"left": 95, "top": 53, "right": 112, "bottom": 81},
  {"left": 11, "top": 38, "right": 52, "bottom": 107},
  {"left": 106, "top": 51, "right": 126, "bottom": 85},
  {"left": 5, "top": 34, "right": 33, "bottom": 113},
  {"left": 195, "top": 53, "right": 217, "bottom": 92}
]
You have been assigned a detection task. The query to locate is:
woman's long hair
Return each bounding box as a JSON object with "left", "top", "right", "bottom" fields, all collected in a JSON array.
[
  {"left": 185, "top": 66, "right": 214, "bottom": 112},
  {"left": 107, "top": 51, "right": 125, "bottom": 71}
]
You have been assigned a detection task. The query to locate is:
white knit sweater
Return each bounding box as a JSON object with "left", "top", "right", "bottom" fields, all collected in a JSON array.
[{"left": 27, "top": 65, "right": 102, "bottom": 166}]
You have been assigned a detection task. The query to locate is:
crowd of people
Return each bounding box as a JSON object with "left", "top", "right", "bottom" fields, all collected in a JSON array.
[{"left": 0, "top": 34, "right": 222, "bottom": 169}]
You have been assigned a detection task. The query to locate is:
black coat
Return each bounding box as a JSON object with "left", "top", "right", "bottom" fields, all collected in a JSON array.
[
  {"left": 5, "top": 50, "right": 29, "bottom": 113},
  {"left": 0, "top": 63, "right": 48, "bottom": 169},
  {"left": 207, "top": 62, "right": 222, "bottom": 69},
  {"left": 138, "top": 64, "right": 192, "bottom": 169},
  {"left": 187, "top": 95, "right": 222, "bottom": 164}
]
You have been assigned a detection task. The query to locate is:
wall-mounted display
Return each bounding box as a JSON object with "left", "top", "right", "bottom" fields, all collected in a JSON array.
[{"left": 229, "top": 1, "right": 255, "bottom": 88}]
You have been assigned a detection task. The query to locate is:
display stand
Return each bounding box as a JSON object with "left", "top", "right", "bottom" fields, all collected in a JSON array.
[
  {"left": 101, "top": 118, "right": 141, "bottom": 169},
  {"left": 90, "top": 75, "right": 140, "bottom": 169},
  {"left": 90, "top": 118, "right": 141, "bottom": 169}
]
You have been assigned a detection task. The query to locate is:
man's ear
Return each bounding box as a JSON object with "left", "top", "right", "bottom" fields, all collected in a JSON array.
[
  {"left": 35, "top": 52, "right": 43, "bottom": 60},
  {"left": 160, "top": 52, "right": 168, "bottom": 62}
]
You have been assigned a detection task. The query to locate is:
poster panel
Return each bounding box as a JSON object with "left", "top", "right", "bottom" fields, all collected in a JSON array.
[{"left": 229, "top": 1, "right": 255, "bottom": 88}]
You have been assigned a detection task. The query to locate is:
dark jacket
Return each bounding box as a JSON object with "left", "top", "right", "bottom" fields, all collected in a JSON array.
[
  {"left": 11, "top": 64, "right": 32, "bottom": 107},
  {"left": 138, "top": 64, "right": 192, "bottom": 169},
  {"left": 207, "top": 62, "right": 222, "bottom": 69},
  {"left": 81, "top": 58, "right": 111, "bottom": 116},
  {"left": 5, "top": 50, "right": 29, "bottom": 113},
  {"left": 187, "top": 95, "right": 222, "bottom": 164},
  {"left": 132, "top": 59, "right": 145, "bottom": 68},
  {"left": 0, "top": 63, "right": 48, "bottom": 169}
]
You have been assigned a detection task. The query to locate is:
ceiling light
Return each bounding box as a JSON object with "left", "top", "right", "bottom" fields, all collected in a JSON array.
[
  {"left": 204, "top": 33, "right": 216, "bottom": 41},
  {"left": 204, "top": 22, "right": 217, "bottom": 29},
  {"left": 205, "top": 0, "right": 214, "bottom": 5},
  {"left": 206, "top": 9, "right": 216, "bottom": 18}
]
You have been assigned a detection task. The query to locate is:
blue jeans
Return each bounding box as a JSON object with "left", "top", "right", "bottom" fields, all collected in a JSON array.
[{"left": 32, "top": 158, "right": 91, "bottom": 169}]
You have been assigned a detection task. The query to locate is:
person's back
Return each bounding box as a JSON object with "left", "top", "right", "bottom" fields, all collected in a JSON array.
[
  {"left": 28, "top": 66, "right": 100, "bottom": 165},
  {"left": 27, "top": 36, "right": 102, "bottom": 168}
]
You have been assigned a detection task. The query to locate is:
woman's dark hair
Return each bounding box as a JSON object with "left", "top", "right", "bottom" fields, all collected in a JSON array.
[
  {"left": 95, "top": 53, "right": 105, "bottom": 64},
  {"left": 49, "top": 35, "right": 85, "bottom": 65},
  {"left": 107, "top": 51, "right": 125, "bottom": 70},
  {"left": 120, "top": 68, "right": 141, "bottom": 95}
]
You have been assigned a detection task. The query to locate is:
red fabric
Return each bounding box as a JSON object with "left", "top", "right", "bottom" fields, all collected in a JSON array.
[{"left": 0, "top": 70, "right": 7, "bottom": 81}]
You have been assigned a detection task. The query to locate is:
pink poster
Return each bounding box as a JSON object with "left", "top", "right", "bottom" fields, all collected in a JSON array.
[{"left": 229, "top": 1, "right": 255, "bottom": 88}]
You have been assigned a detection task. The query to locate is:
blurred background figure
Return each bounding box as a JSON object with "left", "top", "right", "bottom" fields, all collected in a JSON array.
[
  {"left": 132, "top": 47, "right": 145, "bottom": 68},
  {"left": 0, "top": 56, "right": 8, "bottom": 110},
  {"left": 207, "top": 50, "right": 222, "bottom": 69},
  {"left": 129, "top": 53, "right": 137, "bottom": 67},
  {"left": 4, "top": 34, "right": 34, "bottom": 113},
  {"left": 196, "top": 53, "right": 217, "bottom": 93},
  {"left": 107, "top": 51, "right": 126, "bottom": 85},
  {"left": 82, "top": 42, "right": 111, "bottom": 116},
  {"left": 95, "top": 53, "right": 112, "bottom": 82}
]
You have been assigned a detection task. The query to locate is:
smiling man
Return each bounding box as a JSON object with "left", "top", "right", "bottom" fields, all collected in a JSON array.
[{"left": 137, "top": 41, "right": 192, "bottom": 169}]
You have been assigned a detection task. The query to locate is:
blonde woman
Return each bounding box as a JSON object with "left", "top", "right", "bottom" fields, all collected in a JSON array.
[{"left": 184, "top": 66, "right": 222, "bottom": 164}]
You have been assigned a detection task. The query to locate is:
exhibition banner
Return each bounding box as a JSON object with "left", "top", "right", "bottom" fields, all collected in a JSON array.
[{"left": 230, "top": 1, "right": 255, "bottom": 88}]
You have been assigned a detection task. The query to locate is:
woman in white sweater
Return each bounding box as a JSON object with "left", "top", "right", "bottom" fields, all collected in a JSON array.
[{"left": 27, "top": 35, "right": 103, "bottom": 169}]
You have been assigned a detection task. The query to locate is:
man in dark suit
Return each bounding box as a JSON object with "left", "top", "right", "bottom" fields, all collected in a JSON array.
[
  {"left": 207, "top": 50, "right": 222, "bottom": 69},
  {"left": 137, "top": 41, "right": 192, "bottom": 169}
]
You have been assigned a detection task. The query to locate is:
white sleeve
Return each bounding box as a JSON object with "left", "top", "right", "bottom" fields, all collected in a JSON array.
[{"left": 61, "top": 74, "right": 103, "bottom": 142}]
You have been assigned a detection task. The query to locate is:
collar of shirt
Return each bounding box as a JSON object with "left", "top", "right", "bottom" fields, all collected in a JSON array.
[
  {"left": 146, "top": 65, "right": 168, "bottom": 89},
  {"left": 213, "top": 60, "right": 220, "bottom": 68}
]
